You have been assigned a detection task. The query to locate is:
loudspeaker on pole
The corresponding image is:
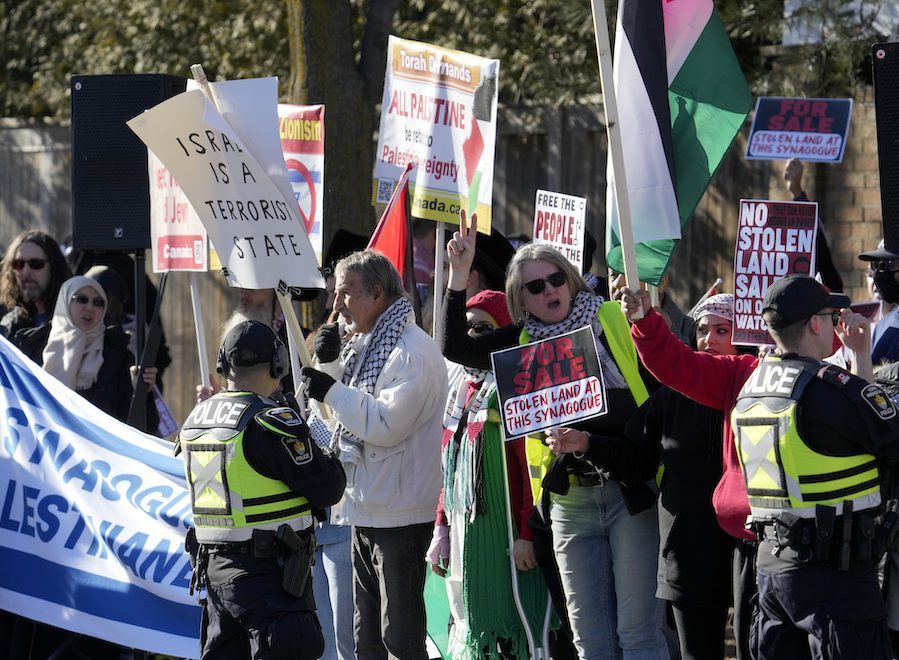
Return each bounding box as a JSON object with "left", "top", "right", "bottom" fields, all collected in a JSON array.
[{"left": 71, "top": 74, "right": 186, "bottom": 251}]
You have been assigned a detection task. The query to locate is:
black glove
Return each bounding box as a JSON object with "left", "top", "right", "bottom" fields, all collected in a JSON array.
[
  {"left": 314, "top": 323, "right": 342, "bottom": 363},
  {"left": 302, "top": 367, "right": 336, "bottom": 401}
]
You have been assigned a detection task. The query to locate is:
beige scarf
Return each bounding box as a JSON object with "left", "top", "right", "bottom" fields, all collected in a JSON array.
[{"left": 42, "top": 276, "right": 107, "bottom": 391}]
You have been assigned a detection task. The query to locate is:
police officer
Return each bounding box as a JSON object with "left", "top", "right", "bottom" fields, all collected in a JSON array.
[
  {"left": 733, "top": 275, "right": 899, "bottom": 659},
  {"left": 178, "top": 320, "right": 346, "bottom": 659}
]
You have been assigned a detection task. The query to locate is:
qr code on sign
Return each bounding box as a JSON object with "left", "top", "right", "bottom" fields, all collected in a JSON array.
[{"left": 376, "top": 179, "right": 396, "bottom": 204}]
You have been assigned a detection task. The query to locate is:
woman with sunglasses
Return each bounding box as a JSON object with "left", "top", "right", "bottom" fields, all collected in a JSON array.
[
  {"left": 13, "top": 275, "right": 156, "bottom": 422},
  {"left": 442, "top": 212, "right": 668, "bottom": 659}
]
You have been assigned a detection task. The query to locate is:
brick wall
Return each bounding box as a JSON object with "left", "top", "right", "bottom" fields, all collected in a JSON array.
[{"left": 800, "top": 86, "right": 883, "bottom": 302}]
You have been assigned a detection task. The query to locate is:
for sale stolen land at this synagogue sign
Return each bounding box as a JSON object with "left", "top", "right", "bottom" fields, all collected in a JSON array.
[
  {"left": 745, "top": 97, "right": 852, "bottom": 163},
  {"left": 373, "top": 35, "right": 499, "bottom": 232},
  {"left": 491, "top": 327, "right": 607, "bottom": 439},
  {"left": 733, "top": 199, "right": 818, "bottom": 346}
]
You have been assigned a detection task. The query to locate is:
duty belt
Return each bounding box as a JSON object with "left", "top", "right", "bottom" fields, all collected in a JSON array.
[{"left": 752, "top": 503, "right": 880, "bottom": 570}]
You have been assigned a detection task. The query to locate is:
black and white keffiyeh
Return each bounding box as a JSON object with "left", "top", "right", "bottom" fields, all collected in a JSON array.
[
  {"left": 308, "top": 296, "right": 415, "bottom": 464},
  {"left": 523, "top": 290, "right": 626, "bottom": 388}
]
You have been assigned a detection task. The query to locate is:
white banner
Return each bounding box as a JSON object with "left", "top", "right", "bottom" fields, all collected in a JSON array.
[
  {"left": 373, "top": 36, "right": 500, "bottom": 231},
  {"left": 0, "top": 335, "right": 200, "bottom": 657},
  {"left": 532, "top": 189, "right": 587, "bottom": 272},
  {"left": 127, "top": 78, "right": 324, "bottom": 290}
]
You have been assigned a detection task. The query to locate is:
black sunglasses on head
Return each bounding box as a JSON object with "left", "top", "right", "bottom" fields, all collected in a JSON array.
[
  {"left": 11, "top": 258, "right": 48, "bottom": 271},
  {"left": 522, "top": 271, "right": 567, "bottom": 295},
  {"left": 71, "top": 294, "right": 106, "bottom": 308}
]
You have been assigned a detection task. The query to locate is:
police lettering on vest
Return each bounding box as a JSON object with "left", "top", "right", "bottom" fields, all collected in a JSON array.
[
  {"left": 741, "top": 363, "right": 803, "bottom": 397},
  {"left": 185, "top": 397, "right": 250, "bottom": 429}
]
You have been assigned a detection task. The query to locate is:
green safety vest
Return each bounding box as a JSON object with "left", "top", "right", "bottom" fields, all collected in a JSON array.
[
  {"left": 179, "top": 391, "right": 313, "bottom": 543},
  {"left": 731, "top": 357, "right": 882, "bottom": 520},
  {"left": 522, "top": 302, "right": 650, "bottom": 504}
]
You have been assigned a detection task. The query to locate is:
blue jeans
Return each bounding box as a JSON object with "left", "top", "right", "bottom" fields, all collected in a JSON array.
[
  {"left": 550, "top": 481, "right": 668, "bottom": 659},
  {"left": 313, "top": 534, "right": 355, "bottom": 660}
]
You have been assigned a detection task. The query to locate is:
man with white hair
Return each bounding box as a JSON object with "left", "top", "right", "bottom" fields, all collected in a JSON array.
[{"left": 302, "top": 250, "right": 447, "bottom": 660}]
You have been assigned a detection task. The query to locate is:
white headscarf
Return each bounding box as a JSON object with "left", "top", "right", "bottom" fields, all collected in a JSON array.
[
  {"left": 42, "top": 276, "right": 108, "bottom": 391},
  {"left": 691, "top": 293, "right": 734, "bottom": 322}
]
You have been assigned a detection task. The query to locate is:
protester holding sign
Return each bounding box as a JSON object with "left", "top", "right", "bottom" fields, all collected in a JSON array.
[
  {"left": 621, "top": 276, "right": 898, "bottom": 659},
  {"left": 178, "top": 320, "right": 346, "bottom": 659},
  {"left": 301, "top": 250, "right": 447, "bottom": 659},
  {"left": 442, "top": 213, "right": 667, "bottom": 659}
]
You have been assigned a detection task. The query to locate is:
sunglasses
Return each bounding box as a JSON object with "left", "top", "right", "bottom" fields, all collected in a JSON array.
[
  {"left": 467, "top": 321, "right": 495, "bottom": 335},
  {"left": 11, "top": 258, "right": 48, "bottom": 271},
  {"left": 871, "top": 260, "right": 899, "bottom": 273},
  {"left": 811, "top": 310, "right": 840, "bottom": 326},
  {"left": 522, "top": 271, "right": 567, "bottom": 295},
  {"left": 71, "top": 294, "right": 106, "bottom": 308}
]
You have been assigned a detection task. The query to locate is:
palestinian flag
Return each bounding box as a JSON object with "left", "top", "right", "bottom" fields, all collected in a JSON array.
[{"left": 605, "top": 0, "right": 752, "bottom": 285}]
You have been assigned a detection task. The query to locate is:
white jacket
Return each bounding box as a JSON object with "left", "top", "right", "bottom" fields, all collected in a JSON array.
[{"left": 316, "top": 322, "right": 447, "bottom": 528}]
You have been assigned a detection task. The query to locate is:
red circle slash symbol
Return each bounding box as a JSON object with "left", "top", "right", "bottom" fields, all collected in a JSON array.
[{"left": 285, "top": 158, "right": 316, "bottom": 235}]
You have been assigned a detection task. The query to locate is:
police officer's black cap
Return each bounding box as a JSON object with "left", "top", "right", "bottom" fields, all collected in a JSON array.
[
  {"left": 473, "top": 228, "right": 515, "bottom": 291},
  {"left": 858, "top": 242, "right": 899, "bottom": 263},
  {"left": 222, "top": 320, "right": 279, "bottom": 367},
  {"left": 762, "top": 275, "right": 851, "bottom": 330}
]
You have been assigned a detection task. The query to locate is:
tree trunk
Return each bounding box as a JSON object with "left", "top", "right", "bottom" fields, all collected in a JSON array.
[{"left": 285, "top": 0, "right": 399, "bottom": 248}]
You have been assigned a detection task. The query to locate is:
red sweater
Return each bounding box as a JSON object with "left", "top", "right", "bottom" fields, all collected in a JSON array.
[{"left": 631, "top": 309, "right": 758, "bottom": 540}]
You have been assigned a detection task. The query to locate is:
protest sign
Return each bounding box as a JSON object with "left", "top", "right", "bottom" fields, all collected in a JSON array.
[
  {"left": 278, "top": 104, "right": 325, "bottom": 264},
  {"left": 532, "top": 189, "right": 587, "bottom": 272},
  {"left": 745, "top": 97, "right": 853, "bottom": 163},
  {"left": 491, "top": 327, "right": 607, "bottom": 438},
  {"left": 373, "top": 35, "right": 500, "bottom": 232},
  {"left": 0, "top": 335, "right": 200, "bottom": 657},
  {"left": 733, "top": 199, "right": 818, "bottom": 345},
  {"left": 149, "top": 151, "right": 207, "bottom": 273},
  {"left": 851, "top": 300, "right": 882, "bottom": 322},
  {"left": 127, "top": 78, "right": 324, "bottom": 290}
]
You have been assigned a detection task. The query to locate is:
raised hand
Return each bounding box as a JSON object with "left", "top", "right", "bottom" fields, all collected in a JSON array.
[
  {"left": 446, "top": 210, "right": 478, "bottom": 290},
  {"left": 619, "top": 287, "right": 652, "bottom": 322}
]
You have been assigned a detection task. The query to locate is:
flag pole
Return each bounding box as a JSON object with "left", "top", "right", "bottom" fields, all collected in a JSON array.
[
  {"left": 187, "top": 64, "right": 216, "bottom": 389},
  {"left": 432, "top": 222, "right": 446, "bottom": 340},
  {"left": 589, "top": 0, "right": 643, "bottom": 316}
]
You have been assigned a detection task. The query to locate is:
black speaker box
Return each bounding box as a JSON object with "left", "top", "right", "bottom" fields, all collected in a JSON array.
[
  {"left": 873, "top": 43, "right": 899, "bottom": 253},
  {"left": 71, "top": 74, "right": 186, "bottom": 251}
]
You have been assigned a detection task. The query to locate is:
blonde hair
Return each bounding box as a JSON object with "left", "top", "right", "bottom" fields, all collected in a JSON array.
[{"left": 505, "top": 244, "right": 589, "bottom": 323}]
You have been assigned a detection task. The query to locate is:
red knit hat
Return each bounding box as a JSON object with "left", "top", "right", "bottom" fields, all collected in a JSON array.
[{"left": 466, "top": 289, "right": 512, "bottom": 327}]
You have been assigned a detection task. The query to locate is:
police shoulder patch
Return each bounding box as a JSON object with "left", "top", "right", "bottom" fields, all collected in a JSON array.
[
  {"left": 817, "top": 364, "right": 853, "bottom": 388},
  {"left": 255, "top": 406, "right": 307, "bottom": 437},
  {"left": 280, "top": 435, "right": 313, "bottom": 466},
  {"left": 861, "top": 383, "right": 897, "bottom": 421}
]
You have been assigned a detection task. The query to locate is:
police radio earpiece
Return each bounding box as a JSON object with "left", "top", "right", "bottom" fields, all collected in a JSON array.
[
  {"left": 270, "top": 336, "right": 289, "bottom": 379},
  {"left": 216, "top": 343, "right": 229, "bottom": 376}
]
